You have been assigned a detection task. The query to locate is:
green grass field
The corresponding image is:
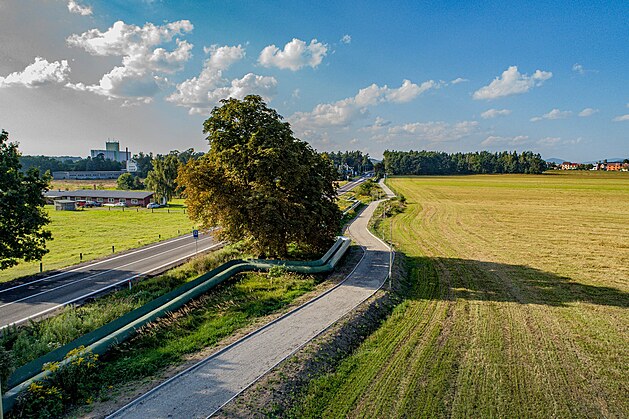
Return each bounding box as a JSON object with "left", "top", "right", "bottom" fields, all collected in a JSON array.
[
  {"left": 0, "top": 202, "right": 195, "bottom": 283},
  {"left": 294, "top": 172, "right": 628, "bottom": 418}
]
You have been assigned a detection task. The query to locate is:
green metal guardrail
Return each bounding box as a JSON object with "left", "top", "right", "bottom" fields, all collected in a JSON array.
[{"left": 2, "top": 236, "right": 351, "bottom": 413}]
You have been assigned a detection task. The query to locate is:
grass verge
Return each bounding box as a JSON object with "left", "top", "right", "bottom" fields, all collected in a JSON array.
[
  {"left": 0, "top": 244, "right": 244, "bottom": 387},
  {"left": 4, "top": 243, "right": 352, "bottom": 417}
]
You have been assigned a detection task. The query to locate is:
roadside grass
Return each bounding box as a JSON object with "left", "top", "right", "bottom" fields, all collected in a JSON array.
[
  {"left": 0, "top": 203, "right": 194, "bottom": 283},
  {"left": 8, "top": 262, "right": 323, "bottom": 416},
  {"left": 292, "top": 172, "right": 628, "bottom": 418},
  {"left": 0, "top": 244, "right": 245, "bottom": 383}
]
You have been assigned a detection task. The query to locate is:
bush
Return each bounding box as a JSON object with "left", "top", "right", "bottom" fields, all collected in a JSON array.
[
  {"left": 12, "top": 346, "right": 100, "bottom": 417},
  {"left": 14, "top": 382, "right": 64, "bottom": 419}
]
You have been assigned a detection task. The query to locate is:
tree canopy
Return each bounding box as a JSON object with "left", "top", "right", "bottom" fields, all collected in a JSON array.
[
  {"left": 145, "top": 153, "right": 180, "bottom": 203},
  {"left": 0, "top": 130, "right": 52, "bottom": 270},
  {"left": 178, "top": 95, "right": 340, "bottom": 258}
]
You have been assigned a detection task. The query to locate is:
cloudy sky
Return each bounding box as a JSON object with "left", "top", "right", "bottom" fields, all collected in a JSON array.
[{"left": 0, "top": 0, "right": 627, "bottom": 161}]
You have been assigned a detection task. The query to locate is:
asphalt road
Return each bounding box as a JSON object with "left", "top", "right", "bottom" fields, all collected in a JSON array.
[
  {"left": 338, "top": 176, "right": 368, "bottom": 195},
  {"left": 109, "top": 181, "right": 395, "bottom": 418},
  {"left": 0, "top": 233, "right": 222, "bottom": 330}
]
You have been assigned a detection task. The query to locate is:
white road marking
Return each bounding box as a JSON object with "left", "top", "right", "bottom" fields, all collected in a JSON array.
[
  {"left": 0, "top": 236, "right": 216, "bottom": 309},
  {"left": 0, "top": 233, "right": 211, "bottom": 294},
  {"left": 0, "top": 242, "right": 224, "bottom": 330}
]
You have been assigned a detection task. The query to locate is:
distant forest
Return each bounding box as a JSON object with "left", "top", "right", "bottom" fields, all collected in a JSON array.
[
  {"left": 19, "top": 155, "right": 124, "bottom": 173},
  {"left": 384, "top": 150, "right": 547, "bottom": 175}
]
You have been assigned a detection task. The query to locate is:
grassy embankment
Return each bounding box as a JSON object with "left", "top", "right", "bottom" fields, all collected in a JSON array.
[
  {"left": 0, "top": 199, "right": 192, "bottom": 283},
  {"left": 1, "top": 241, "right": 338, "bottom": 416},
  {"left": 293, "top": 171, "right": 628, "bottom": 418}
]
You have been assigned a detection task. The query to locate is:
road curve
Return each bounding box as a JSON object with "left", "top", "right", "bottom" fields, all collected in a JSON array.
[
  {"left": 0, "top": 233, "right": 221, "bottom": 330},
  {"left": 108, "top": 184, "right": 395, "bottom": 419}
]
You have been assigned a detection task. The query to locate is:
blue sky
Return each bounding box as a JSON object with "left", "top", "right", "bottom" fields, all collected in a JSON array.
[{"left": 0, "top": 0, "right": 627, "bottom": 161}]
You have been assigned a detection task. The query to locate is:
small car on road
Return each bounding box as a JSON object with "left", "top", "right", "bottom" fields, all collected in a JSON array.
[{"left": 146, "top": 202, "right": 161, "bottom": 209}]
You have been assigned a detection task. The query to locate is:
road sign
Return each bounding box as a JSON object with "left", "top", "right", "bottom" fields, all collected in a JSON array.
[{"left": 193, "top": 229, "right": 199, "bottom": 239}]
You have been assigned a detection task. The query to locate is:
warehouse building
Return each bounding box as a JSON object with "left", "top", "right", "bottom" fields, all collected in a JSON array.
[{"left": 45, "top": 190, "right": 155, "bottom": 207}]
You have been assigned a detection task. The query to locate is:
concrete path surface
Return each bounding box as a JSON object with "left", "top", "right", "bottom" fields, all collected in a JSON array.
[{"left": 109, "top": 186, "right": 395, "bottom": 418}]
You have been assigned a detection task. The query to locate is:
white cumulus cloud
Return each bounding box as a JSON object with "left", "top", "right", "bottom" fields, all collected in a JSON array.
[
  {"left": 451, "top": 77, "right": 468, "bottom": 84},
  {"left": 258, "top": 38, "right": 327, "bottom": 71},
  {"left": 66, "top": 20, "right": 193, "bottom": 101},
  {"left": 0, "top": 57, "right": 71, "bottom": 88},
  {"left": 481, "top": 108, "right": 512, "bottom": 119},
  {"left": 290, "top": 79, "right": 438, "bottom": 129},
  {"left": 612, "top": 114, "right": 629, "bottom": 122},
  {"left": 578, "top": 108, "right": 599, "bottom": 117},
  {"left": 67, "top": 0, "right": 92, "bottom": 16},
  {"left": 385, "top": 121, "right": 480, "bottom": 143},
  {"left": 167, "top": 45, "right": 277, "bottom": 115},
  {"left": 341, "top": 34, "right": 352, "bottom": 44},
  {"left": 530, "top": 108, "right": 572, "bottom": 122},
  {"left": 473, "top": 66, "right": 552, "bottom": 100}
]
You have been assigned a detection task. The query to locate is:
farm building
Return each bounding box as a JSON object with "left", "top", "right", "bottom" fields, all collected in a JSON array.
[
  {"left": 45, "top": 190, "right": 155, "bottom": 206},
  {"left": 54, "top": 200, "right": 77, "bottom": 211},
  {"left": 52, "top": 170, "right": 125, "bottom": 180}
]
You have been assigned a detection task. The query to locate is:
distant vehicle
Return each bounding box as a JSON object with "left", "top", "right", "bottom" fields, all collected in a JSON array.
[
  {"left": 86, "top": 200, "right": 101, "bottom": 207},
  {"left": 113, "top": 202, "right": 127, "bottom": 207},
  {"left": 76, "top": 200, "right": 94, "bottom": 208},
  {"left": 146, "top": 202, "right": 161, "bottom": 209}
]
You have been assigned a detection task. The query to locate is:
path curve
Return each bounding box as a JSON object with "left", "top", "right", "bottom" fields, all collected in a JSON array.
[{"left": 108, "top": 185, "right": 395, "bottom": 419}]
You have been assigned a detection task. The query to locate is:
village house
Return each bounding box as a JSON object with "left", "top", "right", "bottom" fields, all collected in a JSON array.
[
  {"left": 605, "top": 162, "right": 627, "bottom": 171},
  {"left": 560, "top": 162, "right": 581, "bottom": 170}
]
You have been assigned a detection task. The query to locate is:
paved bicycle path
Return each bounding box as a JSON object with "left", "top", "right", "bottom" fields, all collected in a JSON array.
[{"left": 109, "top": 186, "right": 395, "bottom": 418}]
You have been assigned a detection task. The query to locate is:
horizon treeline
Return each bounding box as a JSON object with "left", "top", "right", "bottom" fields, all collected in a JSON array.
[
  {"left": 384, "top": 150, "right": 547, "bottom": 175},
  {"left": 19, "top": 155, "right": 124, "bottom": 173}
]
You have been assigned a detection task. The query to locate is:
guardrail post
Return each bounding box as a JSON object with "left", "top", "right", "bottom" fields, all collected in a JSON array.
[
  {"left": 80, "top": 253, "right": 83, "bottom": 261},
  {"left": 39, "top": 262, "right": 43, "bottom": 273},
  {"left": 112, "top": 245, "right": 115, "bottom": 253}
]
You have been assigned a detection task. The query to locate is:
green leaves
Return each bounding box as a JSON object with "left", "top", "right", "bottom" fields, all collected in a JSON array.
[
  {"left": 179, "top": 96, "right": 340, "bottom": 258},
  {"left": 0, "top": 130, "right": 52, "bottom": 270}
]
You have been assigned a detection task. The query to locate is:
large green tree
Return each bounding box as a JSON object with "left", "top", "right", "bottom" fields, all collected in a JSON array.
[
  {"left": 0, "top": 130, "right": 52, "bottom": 270},
  {"left": 178, "top": 95, "right": 340, "bottom": 258},
  {"left": 145, "top": 153, "right": 180, "bottom": 203}
]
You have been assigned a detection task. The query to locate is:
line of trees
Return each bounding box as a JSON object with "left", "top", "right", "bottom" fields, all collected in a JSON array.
[
  {"left": 19, "top": 155, "right": 124, "bottom": 173},
  {"left": 383, "top": 150, "right": 547, "bottom": 175}
]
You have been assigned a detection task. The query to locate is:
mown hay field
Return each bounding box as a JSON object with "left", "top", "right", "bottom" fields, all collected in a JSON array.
[{"left": 296, "top": 172, "right": 628, "bottom": 418}]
